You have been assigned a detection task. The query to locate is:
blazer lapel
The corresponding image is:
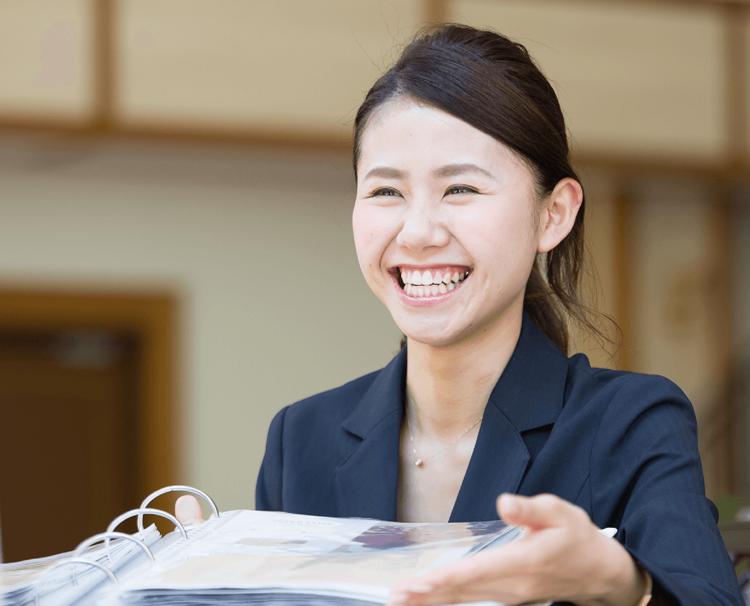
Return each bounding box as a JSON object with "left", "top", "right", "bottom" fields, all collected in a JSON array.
[
  {"left": 334, "top": 348, "right": 407, "bottom": 521},
  {"left": 450, "top": 402, "right": 530, "bottom": 521},
  {"left": 450, "top": 314, "right": 568, "bottom": 522}
]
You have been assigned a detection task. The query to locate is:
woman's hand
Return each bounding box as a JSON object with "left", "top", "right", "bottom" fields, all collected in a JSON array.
[
  {"left": 174, "top": 495, "right": 205, "bottom": 526},
  {"left": 388, "top": 493, "right": 648, "bottom": 606}
]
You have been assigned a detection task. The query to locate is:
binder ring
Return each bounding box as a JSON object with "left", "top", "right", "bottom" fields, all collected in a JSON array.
[
  {"left": 42, "top": 557, "right": 118, "bottom": 587},
  {"left": 107, "top": 507, "right": 188, "bottom": 542},
  {"left": 74, "top": 531, "right": 155, "bottom": 565},
  {"left": 138, "top": 485, "right": 220, "bottom": 532}
]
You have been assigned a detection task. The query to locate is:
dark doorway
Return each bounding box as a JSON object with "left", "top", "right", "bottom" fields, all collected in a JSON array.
[
  {"left": 0, "top": 330, "right": 140, "bottom": 560},
  {"left": 0, "top": 288, "right": 178, "bottom": 563}
]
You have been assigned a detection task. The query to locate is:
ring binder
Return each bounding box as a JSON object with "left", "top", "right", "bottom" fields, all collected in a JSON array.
[
  {"left": 106, "top": 507, "right": 188, "bottom": 542},
  {"left": 137, "top": 484, "right": 220, "bottom": 532},
  {"left": 40, "top": 557, "right": 118, "bottom": 587},
  {"left": 1, "top": 484, "right": 528, "bottom": 606},
  {"left": 74, "top": 532, "right": 155, "bottom": 565}
]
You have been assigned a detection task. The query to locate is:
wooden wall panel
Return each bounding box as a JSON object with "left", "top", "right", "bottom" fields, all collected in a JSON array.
[
  {"left": 744, "top": 11, "right": 750, "bottom": 159},
  {"left": 629, "top": 179, "right": 725, "bottom": 496},
  {"left": 115, "top": 0, "right": 423, "bottom": 137},
  {"left": 449, "top": 0, "right": 727, "bottom": 161},
  {"left": 0, "top": 0, "right": 94, "bottom": 122}
]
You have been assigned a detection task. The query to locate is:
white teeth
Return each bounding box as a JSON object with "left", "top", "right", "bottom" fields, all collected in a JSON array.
[{"left": 399, "top": 267, "right": 471, "bottom": 295}]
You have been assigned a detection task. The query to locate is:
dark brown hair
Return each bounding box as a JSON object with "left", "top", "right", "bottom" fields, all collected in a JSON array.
[{"left": 353, "top": 24, "right": 609, "bottom": 354}]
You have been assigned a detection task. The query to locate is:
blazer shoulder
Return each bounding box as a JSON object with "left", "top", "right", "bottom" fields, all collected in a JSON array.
[
  {"left": 565, "top": 353, "right": 692, "bottom": 415},
  {"left": 283, "top": 367, "right": 382, "bottom": 426}
]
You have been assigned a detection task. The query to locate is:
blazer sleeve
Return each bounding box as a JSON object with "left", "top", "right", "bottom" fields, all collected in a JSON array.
[
  {"left": 255, "top": 406, "right": 288, "bottom": 511},
  {"left": 590, "top": 375, "right": 743, "bottom": 605}
]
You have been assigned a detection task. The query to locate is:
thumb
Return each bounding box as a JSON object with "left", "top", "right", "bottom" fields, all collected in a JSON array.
[
  {"left": 497, "top": 493, "right": 578, "bottom": 531},
  {"left": 175, "top": 495, "right": 205, "bottom": 525}
]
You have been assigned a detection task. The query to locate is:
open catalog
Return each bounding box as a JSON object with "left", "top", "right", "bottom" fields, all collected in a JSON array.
[{"left": 0, "top": 485, "right": 542, "bottom": 606}]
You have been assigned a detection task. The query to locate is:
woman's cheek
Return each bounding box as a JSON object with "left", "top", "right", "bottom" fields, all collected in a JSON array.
[
  {"left": 351, "top": 214, "right": 380, "bottom": 280},
  {"left": 354, "top": 207, "right": 396, "bottom": 255}
]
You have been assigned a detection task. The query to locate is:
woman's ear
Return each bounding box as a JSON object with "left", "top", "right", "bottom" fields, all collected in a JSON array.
[{"left": 537, "top": 178, "right": 583, "bottom": 253}]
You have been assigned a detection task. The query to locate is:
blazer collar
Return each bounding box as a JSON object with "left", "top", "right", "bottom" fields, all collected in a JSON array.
[
  {"left": 340, "top": 347, "right": 407, "bottom": 440},
  {"left": 334, "top": 313, "right": 569, "bottom": 521},
  {"left": 485, "top": 312, "right": 568, "bottom": 433},
  {"left": 334, "top": 347, "right": 406, "bottom": 520}
]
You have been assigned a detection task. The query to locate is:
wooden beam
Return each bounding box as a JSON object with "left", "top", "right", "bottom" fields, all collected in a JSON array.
[
  {"left": 92, "top": 0, "right": 115, "bottom": 129},
  {"left": 612, "top": 182, "right": 635, "bottom": 371},
  {"left": 528, "top": 0, "right": 750, "bottom": 10},
  {"left": 708, "top": 186, "right": 736, "bottom": 494},
  {"left": 424, "top": 0, "right": 449, "bottom": 25},
  {"left": 723, "top": 2, "right": 749, "bottom": 169},
  {"left": 3, "top": 117, "right": 750, "bottom": 181}
]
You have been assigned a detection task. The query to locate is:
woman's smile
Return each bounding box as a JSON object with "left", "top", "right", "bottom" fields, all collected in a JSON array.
[{"left": 389, "top": 265, "right": 471, "bottom": 306}]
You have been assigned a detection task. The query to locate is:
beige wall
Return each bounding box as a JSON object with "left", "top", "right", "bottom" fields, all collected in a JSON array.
[{"left": 0, "top": 135, "right": 401, "bottom": 509}]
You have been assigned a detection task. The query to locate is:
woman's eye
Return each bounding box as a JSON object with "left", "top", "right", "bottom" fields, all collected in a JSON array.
[
  {"left": 370, "top": 187, "right": 401, "bottom": 198},
  {"left": 445, "top": 185, "right": 478, "bottom": 196}
]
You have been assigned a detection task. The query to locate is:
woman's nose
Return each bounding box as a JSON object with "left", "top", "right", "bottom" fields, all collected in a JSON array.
[{"left": 395, "top": 205, "right": 450, "bottom": 251}]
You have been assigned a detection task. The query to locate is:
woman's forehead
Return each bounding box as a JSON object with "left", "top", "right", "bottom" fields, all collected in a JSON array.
[{"left": 358, "top": 100, "right": 527, "bottom": 179}]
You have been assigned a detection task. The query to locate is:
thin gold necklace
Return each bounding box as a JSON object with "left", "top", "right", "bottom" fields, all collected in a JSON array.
[{"left": 405, "top": 396, "right": 482, "bottom": 468}]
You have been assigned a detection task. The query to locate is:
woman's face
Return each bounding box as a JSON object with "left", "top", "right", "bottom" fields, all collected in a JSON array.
[{"left": 352, "top": 97, "right": 543, "bottom": 348}]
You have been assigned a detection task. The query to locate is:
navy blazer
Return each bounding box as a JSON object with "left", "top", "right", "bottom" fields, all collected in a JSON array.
[{"left": 256, "top": 316, "right": 742, "bottom": 605}]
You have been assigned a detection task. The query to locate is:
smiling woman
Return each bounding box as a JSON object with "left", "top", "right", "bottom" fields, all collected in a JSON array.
[
  {"left": 353, "top": 97, "right": 575, "bottom": 352},
  {"left": 185, "top": 24, "right": 742, "bottom": 606}
]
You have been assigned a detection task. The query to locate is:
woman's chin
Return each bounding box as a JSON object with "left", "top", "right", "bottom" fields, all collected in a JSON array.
[{"left": 398, "top": 327, "right": 466, "bottom": 349}]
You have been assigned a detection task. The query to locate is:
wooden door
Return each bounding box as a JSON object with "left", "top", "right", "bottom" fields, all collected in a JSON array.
[{"left": 0, "top": 330, "right": 140, "bottom": 561}]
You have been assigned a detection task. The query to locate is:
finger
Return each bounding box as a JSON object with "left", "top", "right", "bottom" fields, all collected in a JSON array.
[
  {"left": 175, "top": 495, "right": 204, "bottom": 525},
  {"left": 497, "top": 493, "right": 586, "bottom": 530}
]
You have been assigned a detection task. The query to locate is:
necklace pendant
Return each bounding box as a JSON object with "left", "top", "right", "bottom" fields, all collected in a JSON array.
[{"left": 415, "top": 458, "right": 424, "bottom": 467}]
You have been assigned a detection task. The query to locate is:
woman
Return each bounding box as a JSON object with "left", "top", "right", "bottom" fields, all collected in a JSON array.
[{"left": 180, "top": 24, "right": 742, "bottom": 605}]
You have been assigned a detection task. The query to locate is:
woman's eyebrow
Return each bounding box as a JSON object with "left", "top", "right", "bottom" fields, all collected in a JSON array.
[
  {"left": 362, "top": 163, "right": 495, "bottom": 181},
  {"left": 363, "top": 166, "right": 404, "bottom": 180},
  {"left": 434, "top": 163, "right": 496, "bottom": 180}
]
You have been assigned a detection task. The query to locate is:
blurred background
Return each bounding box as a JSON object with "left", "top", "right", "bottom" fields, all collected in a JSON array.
[{"left": 0, "top": 0, "right": 748, "bottom": 562}]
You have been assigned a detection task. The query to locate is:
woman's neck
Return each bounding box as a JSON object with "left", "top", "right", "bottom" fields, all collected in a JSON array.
[{"left": 405, "top": 306, "right": 524, "bottom": 438}]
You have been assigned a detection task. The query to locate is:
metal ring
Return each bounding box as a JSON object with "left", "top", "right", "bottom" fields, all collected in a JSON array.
[
  {"left": 74, "top": 531, "right": 155, "bottom": 565},
  {"left": 138, "top": 485, "right": 220, "bottom": 532},
  {"left": 41, "top": 557, "right": 118, "bottom": 587},
  {"left": 107, "top": 507, "right": 188, "bottom": 545}
]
